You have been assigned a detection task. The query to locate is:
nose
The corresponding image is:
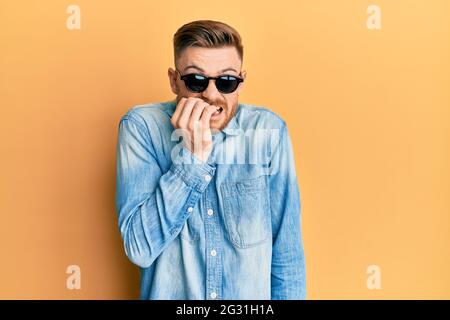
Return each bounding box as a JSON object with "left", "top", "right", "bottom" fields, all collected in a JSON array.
[{"left": 201, "top": 79, "right": 222, "bottom": 101}]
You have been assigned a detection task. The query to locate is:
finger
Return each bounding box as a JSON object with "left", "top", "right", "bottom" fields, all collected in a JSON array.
[
  {"left": 189, "top": 100, "right": 208, "bottom": 131},
  {"left": 200, "top": 105, "right": 217, "bottom": 131},
  {"left": 177, "top": 98, "right": 198, "bottom": 128},
  {"left": 200, "top": 106, "right": 216, "bottom": 143},
  {"left": 171, "top": 97, "right": 187, "bottom": 126}
]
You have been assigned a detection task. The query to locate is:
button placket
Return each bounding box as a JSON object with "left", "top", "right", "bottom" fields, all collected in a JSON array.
[{"left": 203, "top": 179, "right": 222, "bottom": 300}]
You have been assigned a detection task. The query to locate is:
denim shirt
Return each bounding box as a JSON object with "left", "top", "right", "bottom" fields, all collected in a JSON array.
[{"left": 115, "top": 100, "right": 306, "bottom": 300}]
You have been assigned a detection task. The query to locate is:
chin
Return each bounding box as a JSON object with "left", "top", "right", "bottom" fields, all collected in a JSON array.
[
  {"left": 209, "top": 115, "right": 228, "bottom": 131},
  {"left": 209, "top": 122, "right": 225, "bottom": 132}
]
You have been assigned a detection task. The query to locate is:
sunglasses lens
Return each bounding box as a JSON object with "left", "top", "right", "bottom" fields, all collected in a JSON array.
[
  {"left": 184, "top": 74, "right": 208, "bottom": 93},
  {"left": 216, "top": 76, "right": 240, "bottom": 93}
]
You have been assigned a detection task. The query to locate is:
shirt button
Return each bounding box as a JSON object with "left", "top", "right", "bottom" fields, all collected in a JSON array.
[
  {"left": 207, "top": 209, "right": 214, "bottom": 216},
  {"left": 187, "top": 207, "right": 194, "bottom": 213},
  {"left": 210, "top": 249, "right": 217, "bottom": 257},
  {"left": 210, "top": 292, "right": 217, "bottom": 299},
  {"left": 204, "top": 175, "right": 212, "bottom": 182}
]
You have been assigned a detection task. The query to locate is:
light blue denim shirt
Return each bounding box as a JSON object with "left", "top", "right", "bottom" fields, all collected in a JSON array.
[{"left": 115, "top": 100, "right": 306, "bottom": 300}]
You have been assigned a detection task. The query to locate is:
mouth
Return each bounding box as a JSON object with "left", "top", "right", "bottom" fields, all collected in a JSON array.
[
  {"left": 211, "top": 106, "right": 224, "bottom": 120},
  {"left": 213, "top": 106, "right": 223, "bottom": 115}
]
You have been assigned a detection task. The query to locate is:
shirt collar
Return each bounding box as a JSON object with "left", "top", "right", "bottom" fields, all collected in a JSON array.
[{"left": 163, "top": 100, "right": 241, "bottom": 136}]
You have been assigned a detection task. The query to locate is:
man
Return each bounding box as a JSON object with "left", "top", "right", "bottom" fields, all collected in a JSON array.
[{"left": 115, "top": 20, "right": 306, "bottom": 300}]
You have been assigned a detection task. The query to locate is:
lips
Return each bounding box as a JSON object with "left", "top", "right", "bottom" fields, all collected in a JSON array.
[
  {"left": 211, "top": 106, "right": 224, "bottom": 119},
  {"left": 213, "top": 106, "right": 223, "bottom": 115}
]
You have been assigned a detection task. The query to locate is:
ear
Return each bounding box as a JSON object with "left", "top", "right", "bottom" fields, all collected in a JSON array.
[
  {"left": 241, "top": 70, "right": 247, "bottom": 80},
  {"left": 168, "top": 67, "right": 178, "bottom": 95},
  {"left": 237, "top": 70, "right": 246, "bottom": 94}
]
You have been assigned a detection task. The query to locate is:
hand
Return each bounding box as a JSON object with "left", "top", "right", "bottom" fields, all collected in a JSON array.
[{"left": 170, "top": 97, "right": 218, "bottom": 163}]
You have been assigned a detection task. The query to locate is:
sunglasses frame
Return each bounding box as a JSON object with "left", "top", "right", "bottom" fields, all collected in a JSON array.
[{"left": 175, "top": 69, "right": 244, "bottom": 94}]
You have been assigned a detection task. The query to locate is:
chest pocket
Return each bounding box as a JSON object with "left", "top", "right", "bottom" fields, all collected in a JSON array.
[
  {"left": 179, "top": 208, "right": 202, "bottom": 244},
  {"left": 220, "top": 176, "right": 271, "bottom": 248}
]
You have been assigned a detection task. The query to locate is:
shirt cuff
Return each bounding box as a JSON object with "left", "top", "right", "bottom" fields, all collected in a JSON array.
[{"left": 169, "top": 146, "right": 216, "bottom": 193}]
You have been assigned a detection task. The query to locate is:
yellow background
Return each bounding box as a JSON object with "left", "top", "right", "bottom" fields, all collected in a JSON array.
[{"left": 0, "top": 0, "right": 449, "bottom": 299}]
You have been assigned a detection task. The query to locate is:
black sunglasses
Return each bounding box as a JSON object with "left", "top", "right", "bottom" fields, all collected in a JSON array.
[{"left": 176, "top": 69, "right": 244, "bottom": 94}]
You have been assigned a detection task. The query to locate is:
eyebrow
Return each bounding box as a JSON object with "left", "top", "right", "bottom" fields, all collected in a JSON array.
[{"left": 183, "top": 65, "right": 238, "bottom": 74}]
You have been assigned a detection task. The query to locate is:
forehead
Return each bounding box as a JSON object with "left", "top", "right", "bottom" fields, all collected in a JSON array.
[{"left": 177, "top": 46, "right": 242, "bottom": 74}]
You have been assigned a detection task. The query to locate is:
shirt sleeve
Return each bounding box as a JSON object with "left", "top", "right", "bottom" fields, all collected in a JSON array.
[
  {"left": 115, "top": 111, "right": 215, "bottom": 268},
  {"left": 269, "top": 123, "right": 306, "bottom": 299}
]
